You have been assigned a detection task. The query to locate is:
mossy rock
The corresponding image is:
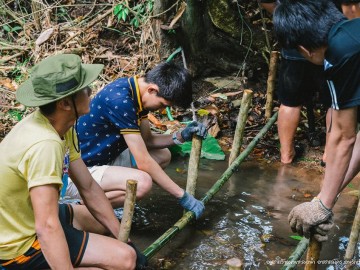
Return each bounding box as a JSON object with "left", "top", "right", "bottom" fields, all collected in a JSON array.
[{"left": 207, "top": 0, "right": 243, "bottom": 39}]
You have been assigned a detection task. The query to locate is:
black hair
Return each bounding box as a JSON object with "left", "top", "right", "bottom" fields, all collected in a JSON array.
[
  {"left": 39, "top": 101, "right": 57, "bottom": 115},
  {"left": 144, "top": 62, "right": 193, "bottom": 109},
  {"left": 273, "top": 0, "right": 345, "bottom": 50}
]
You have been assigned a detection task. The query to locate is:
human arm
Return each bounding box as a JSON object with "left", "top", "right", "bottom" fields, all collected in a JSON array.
[
  {"left": 124, "top": 133, "right": 204, "bottom": 218},
  {"left": 30, "top": 185, "right": 74, "bottom": 270},
  {"left": 339, "top": 131, "right": 360, "bottom": 191},
  {"left": 288, "top": 107, "right": 357, "bottom": 239},
  {"left": 140, "top": 119, "right": 207, "bottom": 149},
  {"left": 69, "top": 158, "right": 120, "bottom": 238},
  {"left": 317, "top": 107, "right": 357, "bottom": 208}
]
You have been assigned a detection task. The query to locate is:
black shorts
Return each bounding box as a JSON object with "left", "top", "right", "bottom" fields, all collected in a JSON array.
[
  {"left": 0, "top": 204, "right": 89, "bottom": 270},
  {"left": 277, "top": 58, "right": 331, "bottom": 107}
]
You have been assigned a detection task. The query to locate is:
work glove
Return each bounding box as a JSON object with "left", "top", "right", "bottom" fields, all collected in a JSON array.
[
  {"left": 127, "top": 241, "right": 148, "bottom": 270},
  {"left": 179, "top": 191, "right": 205, "bottom": 219},
  {"left": 180, "top": 121, "right": 208, "bottom": 141},
  {"left": 312, "top": 217, "right": 334, "bottom": 242},
  {"left": 288, "top": 197, "right": 333, "bottom": 239}
]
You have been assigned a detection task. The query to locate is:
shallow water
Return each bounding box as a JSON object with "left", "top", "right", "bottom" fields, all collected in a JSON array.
[{"left": 129, "top": 156, "right": 360, "bottom": 270}]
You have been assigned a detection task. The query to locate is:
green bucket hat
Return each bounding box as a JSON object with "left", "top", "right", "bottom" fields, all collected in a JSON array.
[{"left": 16, "top": 54, "right": 104, "bottom": 107}]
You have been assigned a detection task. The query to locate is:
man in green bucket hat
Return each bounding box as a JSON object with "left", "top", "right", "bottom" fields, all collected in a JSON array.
[{"left": 0, "top": 54, "right": 146, "bottom": 269}]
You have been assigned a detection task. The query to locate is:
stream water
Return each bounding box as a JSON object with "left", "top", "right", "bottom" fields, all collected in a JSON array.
[{"left": 128, "top": 156, "right": 360, "bottom": 270}]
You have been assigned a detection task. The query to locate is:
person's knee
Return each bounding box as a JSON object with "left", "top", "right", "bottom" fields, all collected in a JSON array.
[
  {"left": 158, "top": 148, "right": 171, "bottom": 168},
  {"left": 120, "top": 245, "right": 136, "bottom": 270},
  {"left": 136, "top": 172, "right": 152, "bottom": 200}
]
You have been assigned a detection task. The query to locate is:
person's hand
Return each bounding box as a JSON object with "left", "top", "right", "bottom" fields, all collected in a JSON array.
[
  {"left": 312, "top": 217, "right": 334, "bottom": 242},
  {"left": 288, "top": 197, "right": 333, "bottom": 239},
  {"left": 180, "top": 121, "right": 208, "bottom": 141},
  {"left": 178, "top": 191, "right": 205, "bottom": 219},
  {"left": 127, "top": 241, "right": 148, "bottom": 270}
]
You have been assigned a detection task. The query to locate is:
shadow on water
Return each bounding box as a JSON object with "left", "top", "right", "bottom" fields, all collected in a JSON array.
[{"left": 128, "top": 156, "right": 360, "bottom": 270}]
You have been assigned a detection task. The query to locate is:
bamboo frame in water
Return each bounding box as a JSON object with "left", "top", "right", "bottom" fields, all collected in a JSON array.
[{"left": 143, "top": 111, "right": 278, "bottom": 259}]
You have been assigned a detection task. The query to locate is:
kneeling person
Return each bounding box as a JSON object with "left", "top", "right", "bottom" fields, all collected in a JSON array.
[
  {"left": 0, "top": 54, "right": 145, "bottom": 269},
  {"left": 66, "top": 62, "right": 206, "bottom": 218}
]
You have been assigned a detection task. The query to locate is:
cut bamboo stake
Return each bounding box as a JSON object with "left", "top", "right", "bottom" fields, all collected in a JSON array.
[
  {"left": 304, "top": 236, "right": 321, "bottom": 270},
  {"left": 186, "top": 102, "right": 201, "bottom": 196},
  {"left": 281, "top": 238, "right": 309, "bottom": 270},
  {"left": 118, "top": 180, "right": 137, "bottom": 243},
  {"left": 227, "top": 258, "right": 243, "bottom": 270},
  {"left": 345, "top": 194, "right": 360, "bottom": 261},
  {"left": 143, "top": 112, "right": 278, "bottom": 259},
  {"left": 228, "top": 89, "right": 253, "bottom": 166},
  {"left": 186, "top": 135, "right": 202, "bottom": 195},
  {"left": 265, "top": 51, "right": 280, "bottom": 119}
]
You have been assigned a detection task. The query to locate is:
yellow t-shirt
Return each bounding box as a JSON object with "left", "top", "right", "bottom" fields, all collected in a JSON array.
[{"left": 0, "top": 110, "right": 81, "bottom": 260}]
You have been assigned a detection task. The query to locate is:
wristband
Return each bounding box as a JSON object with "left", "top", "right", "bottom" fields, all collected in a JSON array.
[{"left": 172, "top": 132, "right": 183, "bottom": 145}]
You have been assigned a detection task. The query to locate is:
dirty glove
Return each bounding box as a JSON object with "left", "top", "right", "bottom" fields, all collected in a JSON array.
[
  {"left": 179, "top": 191, "right": 205, "bottom": 219},
  {"left": 180, "top": 121, "right": 208, "bottom": 141},
  {"left": 288, "top": 197, "right": 333, "bottom": 239},
  {"left": 312, "top": 216, "right": 334, "bottom": 242},
  {"left": 127, "top": 241, "right": 148, "bottom": 270}
]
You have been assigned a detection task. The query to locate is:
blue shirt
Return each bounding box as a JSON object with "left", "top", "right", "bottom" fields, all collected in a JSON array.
[{"left": 78, "top": 76, "right": 148, "bottom": 166}]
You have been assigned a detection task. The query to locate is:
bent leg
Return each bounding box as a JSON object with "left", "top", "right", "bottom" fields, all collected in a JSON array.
[
  {"left": 101, "top": 166, "right": 152, "bottom": 208},
  {"left": 277, "top": 104, "right": 301, "bottom": 164},
  {"left": 80, "top": 233, "right": 136, "bottom": 270},
  {"left": 148, "top": 148, "right": 171, "bottom": 169}
]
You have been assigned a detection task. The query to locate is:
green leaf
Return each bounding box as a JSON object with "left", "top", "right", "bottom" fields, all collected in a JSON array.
[
  {"left": 289, "top": 235, "right": 303, "bottom": 241},
  {"left": 7, "top": 110, "right": 23, "bottom": 121},
  {"left": 146, "top": 1, "right": 153, "bottom": 12},
  {"left": 131, "top": 18, "right": 140, "bottom": 28},
  {"left": 114, "top": 4, "right": 123, "bottom": 16},
  {"left": 116, "top": 10, "right": 123, "bottom": 21},
  {"left": 121, "top": 10, "right": 128, "bottom": 21},
  {"left": 3, "top": 24, "right": 11, "bottom": 32},
  {"left": 11, "top": 26, "right": 22, "bottom": 32},
  {"left": 133, "top": 4, "right": 141, "bottom": 11}
]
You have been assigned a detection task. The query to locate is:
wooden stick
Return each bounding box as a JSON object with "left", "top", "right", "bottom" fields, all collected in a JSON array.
[
  {"left": 228, "top": 89, "right": 253, "bottom": 166},
  {"left": 227, "top": 258, "right": 243, "bottom": 270},
  {"left": 118, "top": 180, "right": 137, "bottom": 243},
  {"left": 186, "top": 102, "right": 201, "bottom": 196},
  {"left": 304, "top": 235, "right": 321, "bottom": 270},
  {"left": 31, "top": 0, "right": 44, "bottom": 31},
  {"left": 345, "top": 194, "right": 360, "bottom": 261},
  {"left": 265, "top": 51, "right": 280, "bottom": 119},
  {"left": 186, "top": 135, "right": 202, "bottom": 195}
]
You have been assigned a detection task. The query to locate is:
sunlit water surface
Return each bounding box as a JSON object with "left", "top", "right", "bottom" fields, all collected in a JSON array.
[{"left": 126, "top": 156, "right": 360, "bottom": 270}]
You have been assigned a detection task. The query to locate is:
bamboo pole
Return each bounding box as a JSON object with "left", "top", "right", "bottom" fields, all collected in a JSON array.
[
  {"left": 281, "top": 238, "right": 309, "bottom": 270},
  {"left": 186, "top": 135, "right": 202, "bottom": 195},
  {"left": 265, "top": 51, "right": 280, "bottom": 119},
  {"left": 345, "top": 194, "right": 360, "bottom": 261},
  {"left": 227, "top": 258, "right": 243, "bottom": 270},
  {"left": 118, "top": 180, "right": 137, "bottom": 242},
  {"left": 143, "top": 112, "right": 278, "bottom": 259},
  {"left": 228, "top": 89, "right": 253, "bottom": 166},
  {"left": 304, "top": 236, "right": 321, "bottom": 270},
  {"left": 186, "top": 102, "right": 201, "bottom": 196}
]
